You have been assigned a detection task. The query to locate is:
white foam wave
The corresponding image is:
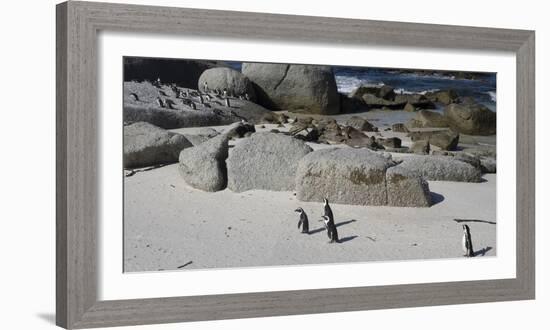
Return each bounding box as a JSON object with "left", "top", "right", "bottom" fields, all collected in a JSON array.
[
  {"left": 394, "top": 88, "right": 440, "bottom": 95},
  {"left": 487, "top": 91, "right": 497, "bottom": 102},
  {"left": 335, "top": 75, "right": 384, "bottom": 93}
]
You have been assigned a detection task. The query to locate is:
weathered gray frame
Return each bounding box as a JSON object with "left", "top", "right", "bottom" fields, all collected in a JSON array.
[{"left": 56, "top": 1, "right": 535, "bottom": 328}]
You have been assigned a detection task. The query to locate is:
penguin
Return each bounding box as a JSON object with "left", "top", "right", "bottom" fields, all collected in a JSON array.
[
  {"left": 155, "top": 97, "right": 165, "bottom": 108},
  {"left": 225, "top": 98, "right": 231, "bottom": 107},
  {"left": 239, "top": 95, "right": 244, "bottom": 100},
  {"left": 153, "top": 77, "right": 161, "bottom": 88},
  {"left": 245, "top": 93, "right": 250, "bottom": 101},
  {"left": 223, "top": 88, "right": 228, "bottom": 98},
  {"left": 203, "top": 81, "right": 209, "bottom": 93},
  {"left": 198, "top": 94, "right": 204, "bottom": 104},
  {"left": 294, "top": 207, "right": 309, "bottom": 234},
  {"left": 129, "top": 93, "right": 139, "bottom": 101},
  {"left": 190, "top": 102, "right": 196, "bottom": 110},
  {"left": 462, "top": 224, "right": 474, "bottom": 257},
  {"left": 322, "top": 215, "right": 339, "bottom": 243},
  {"left": 205, "top": 95, "right": 211, "bottom": 102},
  {"left": 323, "top": 197, "right": 334, "bottom": 222}
]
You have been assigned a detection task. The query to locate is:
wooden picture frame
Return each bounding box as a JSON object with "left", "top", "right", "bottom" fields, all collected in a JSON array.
[{"left": 56, "top": 1, "right": 535, "bottom": 328}]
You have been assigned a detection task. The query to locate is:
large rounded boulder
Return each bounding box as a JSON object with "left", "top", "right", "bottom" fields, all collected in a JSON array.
[
  {"left": 406, "top": 110, "right": 449, "bottom": 129},
  {"left": 124, "top": 122, "right": 192, "bottom": 168},
  {"left": 226, "top": 133, "right": 313, "bottom": 192},
  {"left": 198, "top": 67, "right": 256, "bottom": 101},
  {"left": 178, "top": 134, "right": 229, "bottom": 192},
  {"left": 242, "top": 63, "right": 340, "bottom": 115},
  {"left": 444, "top": 103, "right": 496, "bottom": 135},
  {"left": 393, "top": 155, "right": 482, "bottom": 182},
  {"left": 295, "top": 148, "right": 394, "bottom": 206}
]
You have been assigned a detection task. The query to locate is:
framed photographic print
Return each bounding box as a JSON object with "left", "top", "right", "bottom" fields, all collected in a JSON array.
[{"left": 56, "top": 1, "right": 535, "bottom": 328}]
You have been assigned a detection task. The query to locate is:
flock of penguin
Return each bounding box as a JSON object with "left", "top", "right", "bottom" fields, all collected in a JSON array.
[
  {"left": 129, "top": 78, "right": 250, "bottom": 112},
  {"left": 295, "top": 198, "right": 476, "bottom": 257}
]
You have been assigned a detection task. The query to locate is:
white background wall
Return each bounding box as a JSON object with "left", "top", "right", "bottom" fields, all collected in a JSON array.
[{"left": 0, "top": 0, "right": 548, "bottom": 329}]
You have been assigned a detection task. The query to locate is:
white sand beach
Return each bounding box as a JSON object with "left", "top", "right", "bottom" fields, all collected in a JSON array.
[{"left": 124, "top": 117, "right": 496, "bottom": 272}]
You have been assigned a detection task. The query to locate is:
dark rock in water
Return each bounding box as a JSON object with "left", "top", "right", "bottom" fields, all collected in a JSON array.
[
  {"left": 270, "top": 129, "right": 280, "bottom": 133},
  {"left": 394, "top": 94, "right": 436, "bottom": 109},
  {"left": 339, "top": 93, "right": 370, "bottom": 113},
  {"left": 394, "top": 155, "right": 482, "bottom": 182},
  {"left": 124, "top": 57, "right": 220, "bottom": 89},
  {"left": 410, "top": 140, "right": 430, "bottom": 155},
  {"left": 223, "top": 121, "right": 256, "bottom": 139},
  {"left": 406, "top": 110, "right": 449, "bottom": 129},
  {"left": 124, "top": 122, "right": 192, "bottom": 168},
  {"left": 178, "top": 134, "right": 229, "bottom": 192},
  {"left": 425, "top": 89, "right": 460, "bottom": 105},
  {"left": 408, "top": 130, "right": 459, "bottom": 151},
  {"left": 296, "top": 148, "right": 395, "bottom": 206},
  {"left": 386, "top": 165, "right": 432, "bottom": 207},
  {"left": 392, "top": 123, "right": 409, "bottom": 133},
  {"left": 350, "top": 85, "right": 395, "bottom": 101},
  {"left": 444, "top": 103, "right": 496, "bottom": 135},
  {"left": 242, "top": 63, "right": 340, "bottom": 115},
  {"left": 377, "top": 137, "right": 402, "bottom": 149},
  {"left": 227, "top": 133, "right": 312, "bottom": 192},
  {"left": 345, "top": 116, "right": 377, "bottom": 132},
  {"left": 361, "top": 94, "right": 407, "bottom": 110},
  {"left": 198, "top": 67, "right": 256, "bottom": 101}
]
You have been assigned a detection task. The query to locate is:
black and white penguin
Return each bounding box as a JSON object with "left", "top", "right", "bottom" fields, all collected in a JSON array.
[
  {"left": 189, "top": 102, "right": 196, "bottom": 110},
  {"left": 153, "top": 77, "right": 161, "bottom": 88},
  {"left": 322, "top": 215, "right": 339, "bottom": 243},
  {"left": 294, "top": 207, "right": 309, "bottom": 234},
  {"left": 129, "top": 93, "right": 139, "bottom": 101},
  {"left": 203, "top": 81, "right": 209, "bottom": 93},
  {"left": 245, "top": 93, "right": 250, "bottom": 101},
  {"left": 462, "top": 224, "right": 474, "bottom": 257},
  {"left": 223, "top": 88, "right": 228, "bottom": 98},
  {"left": 225, "top": 98, "right": 231, "bottom": 107},
  {"left": 155, "top": 97, "right": 165, "bottom": 108},
  {"left": 198, "top": 94, "right": 204, "bottom": 104},
  {"left": 323, "top": 197, "right": 334, "bottom": 222}
]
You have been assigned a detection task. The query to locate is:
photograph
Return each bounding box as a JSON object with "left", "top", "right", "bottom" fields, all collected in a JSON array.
[{"left": 122, "top": 56, "right": 497, "bottom": 272}]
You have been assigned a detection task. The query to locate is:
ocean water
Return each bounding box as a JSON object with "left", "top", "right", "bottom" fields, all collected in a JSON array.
[{"left": 226, "top": 62, "right": 497, "bottom": 112}]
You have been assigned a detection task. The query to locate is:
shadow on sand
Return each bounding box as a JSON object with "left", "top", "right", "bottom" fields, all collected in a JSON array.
[
  {"left": 338, "top": 235, "right": 358, "bottom": 243},
  {"left": 430, "top": 192, "right": 445, "bottom": 205},
  {"left": 454, "top": 219, "right": 496, "bottom": 225},
  {"left": 308, "top": 219, "right": 357, "bottom": 235},
  {"left": 474, "top": 246, "right": 493, "bottom": 257},
  {"left": 36, "top": 313, "right": 56, "bottom": 325}
]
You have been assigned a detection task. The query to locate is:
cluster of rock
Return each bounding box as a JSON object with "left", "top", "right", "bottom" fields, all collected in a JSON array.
[
  {"left": 124, "top": 121, "right": 492, "bottom": 207},
  {"left": 405, "top": 105, "right": 496, "bottom": 136}
]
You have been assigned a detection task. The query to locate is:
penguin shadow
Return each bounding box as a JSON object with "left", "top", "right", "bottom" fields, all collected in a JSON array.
[
  {"left": 430, "top": 191, "right": 445, "bottom": 205},
  {"left": 473, "top": 246, "right": 493, "bottom": 257},
  {"left": 308, "top": 219, "right": 358, "bottom": 235},
  {"left": 338, "top": 235, "right": 358, "bottom": 243}
]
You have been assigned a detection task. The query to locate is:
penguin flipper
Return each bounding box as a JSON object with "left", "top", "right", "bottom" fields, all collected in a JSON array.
[{"left": 298, "top": 219, "right": 303, "bottom": 229}]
